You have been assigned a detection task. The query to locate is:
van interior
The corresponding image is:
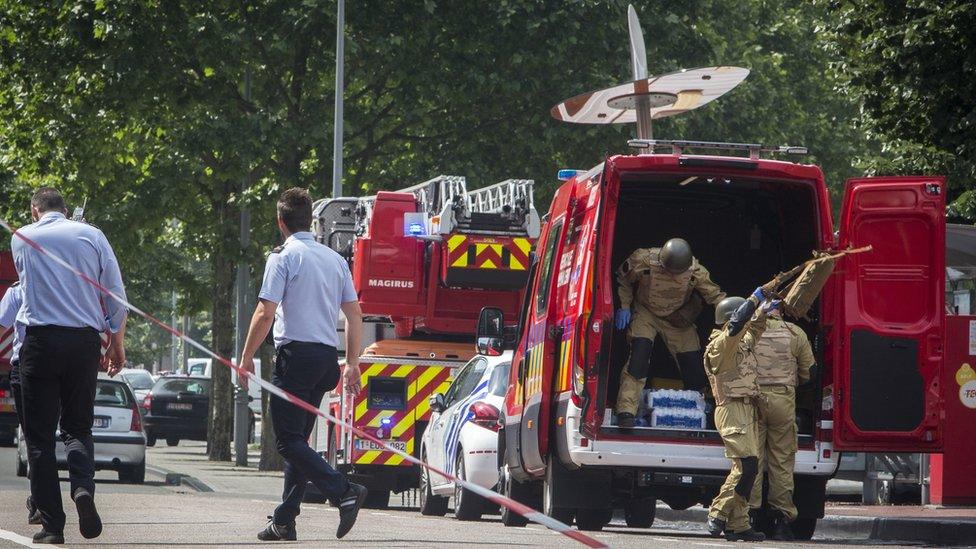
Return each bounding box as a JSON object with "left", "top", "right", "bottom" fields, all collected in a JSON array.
[{"left": 602, "top": 172, "right": 823, "bottom": 444}]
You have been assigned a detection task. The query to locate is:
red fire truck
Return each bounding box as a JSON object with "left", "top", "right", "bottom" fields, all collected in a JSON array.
[
  {"left": 312, "top": 175, "right": 539, "bottom": 507},
  {"left": 476, "top": 6, "right": 952, "bottom": 539},
  {"left": 0, "top": 251, "right": 19, "bottom": 445}
]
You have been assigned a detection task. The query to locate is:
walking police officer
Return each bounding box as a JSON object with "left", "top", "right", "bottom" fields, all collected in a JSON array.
[
  {"left": 704, "top": 286, "right": 773, "bottom": 542},
  {"left": 614, "top": 238, "right": 725, "bottom": 427},
  {"left": 12, "top": 187, "right": 127, "bottom": 544},
  {"left": 0, "top": 281, "right": 40, "bottom": 524},
  {"left": 749, "top": 301, "right": 816, "bottom": 540},
  {"left": 239, "top": 187, "right": 367, "bottom": 542}
]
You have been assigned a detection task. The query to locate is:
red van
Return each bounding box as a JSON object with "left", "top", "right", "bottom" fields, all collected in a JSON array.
[{"left": 480, "top": 142, "right": 945, "bottom": 539}]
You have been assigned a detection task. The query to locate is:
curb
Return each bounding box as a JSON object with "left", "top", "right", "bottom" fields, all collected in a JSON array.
[
  {"left": 145, "top": 463, "right": 214, "bottom": 493},
  {"left": 654, "top": 505, "right": 976, "bottom": 545}
]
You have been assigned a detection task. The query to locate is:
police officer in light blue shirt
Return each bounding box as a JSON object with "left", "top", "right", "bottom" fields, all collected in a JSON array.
[
  {"left": 0, "top": 282, "right": 40, "bottom": 525},
  {"left": 239, "top": 187, "right": 367, "bottom": 542},
  {"left": 11, "top": 187, "right": 127, "bottom": 544}
]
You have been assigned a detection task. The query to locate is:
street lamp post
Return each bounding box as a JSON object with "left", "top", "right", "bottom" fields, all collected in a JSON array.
[{"left": 331, "top": 0, "right": 344, "bottom": 199}]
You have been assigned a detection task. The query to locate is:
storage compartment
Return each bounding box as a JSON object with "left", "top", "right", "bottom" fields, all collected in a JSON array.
[{"left": 602, "top": 172, "right": 822, "bottom": 442}]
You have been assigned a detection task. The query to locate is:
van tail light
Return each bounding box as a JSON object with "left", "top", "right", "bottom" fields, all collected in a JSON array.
[
  {"left": 470, "top": 402, "right": 501, "bottom": 432},
  {"left": 0, "top": 388, "right": 8, "bottom": 398},
  {"left": 130, "top": 403, "right": 143, "bottom": 432},
  {"left": 141, "top": 392, "right": 152, "bottom": 412}
]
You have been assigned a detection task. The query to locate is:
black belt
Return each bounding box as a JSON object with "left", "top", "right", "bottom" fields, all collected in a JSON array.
[
  {"left": 280, "top": 340, "right": 337, "bottom": 352},
  {"left": 25, "top": 325, "right": 99, "bottom": 335}
]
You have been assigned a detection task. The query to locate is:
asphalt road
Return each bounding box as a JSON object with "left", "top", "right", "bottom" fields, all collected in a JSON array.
[{"left": 0, "top": 447, "right": 924, "bottom": 548}]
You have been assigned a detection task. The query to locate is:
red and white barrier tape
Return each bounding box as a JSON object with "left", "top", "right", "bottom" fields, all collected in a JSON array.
[{"left": 1, "top": 220, "right": 609, "bottom": 548}]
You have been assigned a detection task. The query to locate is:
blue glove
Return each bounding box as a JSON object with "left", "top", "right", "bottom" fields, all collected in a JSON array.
[
  {"left": 614, "top": 308, "right": 632, "bottom": 330},
  {"left": 752, "top": 286, "right": 767, "bottom": 301},
  {"left": 762, "top": 299, "right": 782, "bottom": 314}
]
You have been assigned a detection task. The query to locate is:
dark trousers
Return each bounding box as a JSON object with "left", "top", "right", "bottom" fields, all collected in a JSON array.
[
  {"left": 10, "top": 359, "right": 28, "bottom": 480},
  {"left": 271, "top": 341, "right": 349, "bottom": 524},
  {"left": 20, "top": 325, "right": 101, "bottom": 533}
]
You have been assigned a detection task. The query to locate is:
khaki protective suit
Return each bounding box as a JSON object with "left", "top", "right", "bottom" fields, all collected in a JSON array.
[
  {"left": 616, "top": 248, "right": 725, "bottom": 415},
  {"left": 705, "top": 302, "right": 766, "bottom": 534},
  {"left": 749, "top": 316, "right": 815, "bottom": 521}
]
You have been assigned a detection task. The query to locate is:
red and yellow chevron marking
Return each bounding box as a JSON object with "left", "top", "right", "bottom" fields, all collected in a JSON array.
[
  {"left": 558, "top": 338, "right": 573, "bottom": 392},
  {"left": 352, "top": 362, "right": 454, "bottom": 466},
  {"left": 445, "top": 235, "right": 532, "bottom": 271}
]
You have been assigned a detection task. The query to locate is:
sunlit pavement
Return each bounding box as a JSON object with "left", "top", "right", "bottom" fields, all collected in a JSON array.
[{"left": 0, "top": 446, "right": 924, "bottom": 548}]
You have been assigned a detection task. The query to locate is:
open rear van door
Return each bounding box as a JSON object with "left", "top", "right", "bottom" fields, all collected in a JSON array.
[{"left": 833, "top": 176, "right": 945, "bottom": 452}]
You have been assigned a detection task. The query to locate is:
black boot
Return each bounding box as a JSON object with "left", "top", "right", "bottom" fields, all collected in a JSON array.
[
  {"left": 32, "top": 530, "right": 65, "bottom": 544},
  {"left": 617, "top": 412, "right": 636, "bottom": 429},
  {"left": 771, "top": 511, "right": 795, "bottom": 541},
  {"left": 726, "top": 528, "right": 766, "bottom": 542},
  {"left": 706, "top": 516, "right": 726, "bottom": 537},
  {"left": 73, "top": 489, "right": 102, "bottom": 539},
  {"left": 26, "top": 496, "right": 41, "bottom": 525},
  {"left": 257, "top": 516, "right": 297, "bottom": 541}
]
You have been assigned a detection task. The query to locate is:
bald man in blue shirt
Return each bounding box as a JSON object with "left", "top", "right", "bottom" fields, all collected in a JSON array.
[
  {"left": 240, "top": 187, "right": 366, "bottom": 542},
  {"left": 12, "top": 187, "right": 127, "bottom": 545}
]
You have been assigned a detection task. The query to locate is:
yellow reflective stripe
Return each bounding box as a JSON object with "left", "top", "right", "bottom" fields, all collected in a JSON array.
[
  {"left": 481, "top": 258, "right": 497, "bottom": 269},
  {"left": 447, "top": 234, "right": 467, "bottom": 251},
  {"left": 452, "top": 254, "right": 468, "bottom": 267},
  {"left": 514, "top": 238, "right": 532, "bottom": 255},
  {"left": 356, "top": 450, "right": 381, "bottom": 464},
  {"left": 510, "top": 255, "right": 525, "bottom": 270},
  {"left": 390, "top": 364, "right": 415, "bottom": 380}
]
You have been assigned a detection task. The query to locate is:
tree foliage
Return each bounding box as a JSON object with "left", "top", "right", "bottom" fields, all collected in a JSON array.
[
  {"left": 0, "top": 0, "right": 880, "bottom": 458},
  {"left": 819, "top": 0, "right": 976, "bottom": 221}
]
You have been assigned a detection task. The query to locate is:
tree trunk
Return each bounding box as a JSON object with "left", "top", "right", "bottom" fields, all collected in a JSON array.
[
  {"left": 259, "top": 341, "right": 283, "bottom": 471},
  {"left": 208, "top": 198, "right": 238, "bottom": 461}
]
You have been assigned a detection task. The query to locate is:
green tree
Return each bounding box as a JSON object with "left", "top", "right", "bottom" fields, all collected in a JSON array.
[
  {"left": 0, "top": 0, "right": 869, "bottom": 461},
  {"left": 819, "top": 0, "right": 976, "bottom": 221}
]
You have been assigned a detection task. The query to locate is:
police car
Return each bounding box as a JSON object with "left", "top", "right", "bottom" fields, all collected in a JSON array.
[
  {"left": 16, "top": 372, "right": 146, "bottom": 483},
  {"left": 418, "top": 351, "right": 510, "bottom": 520}
]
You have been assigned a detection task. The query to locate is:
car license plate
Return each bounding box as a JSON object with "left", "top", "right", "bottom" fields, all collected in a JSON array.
[
  {"left": 354, "top": 439, "right": 405, "bottom": 452},
  {"left": 167, "top": 403, "right": 193, "bottom": 411},
  {"left": 93, "top": 417, "right": 110, "bottom": 429},
  {"left": 0, "top": 397, "right": 13, "bottom": 406}
]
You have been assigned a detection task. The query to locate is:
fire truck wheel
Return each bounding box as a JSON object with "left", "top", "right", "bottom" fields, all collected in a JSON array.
[
  {"left": 453, "top": 452, "right": 485, "bottom": 521},
  {"left": 363, "top": 489, "right": 391, "bottom": 509},
  {"left": 624, "top": 497, "right": 656, "bottom": 528},
  {"left": 419, "top": 450, "right": 449, "bottom": 516},
  {"left": 543, "top": 464, "right": 576, "bottom": 526},
  {"left": 500, "top": 465, "right": 530, "bottom": 527},
  {"left": 575, "top": 508, "right": 612, "bottom": 532}
]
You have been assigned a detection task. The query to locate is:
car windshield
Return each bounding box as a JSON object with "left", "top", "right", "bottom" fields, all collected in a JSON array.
[
  {"left": 123, "top": 370, "right": 154, "bottom": 390},
  {"left": 187, "top": 363, "right": 207, "bottom": 376},
  {"left": 156, "top": 378, "right": 210, "bottom": 395},
  {"left": 94, "top": 381, "right": 132, "bottom": 408}
]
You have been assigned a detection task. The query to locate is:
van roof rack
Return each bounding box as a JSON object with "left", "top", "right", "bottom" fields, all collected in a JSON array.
[{"left": 627, "top": 139, "right": 808, "bottom": 159}]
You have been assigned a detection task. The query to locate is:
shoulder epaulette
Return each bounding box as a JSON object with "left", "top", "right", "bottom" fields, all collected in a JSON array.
[{"left": 269, "top": 245, "right": 284, "bottom": 255}]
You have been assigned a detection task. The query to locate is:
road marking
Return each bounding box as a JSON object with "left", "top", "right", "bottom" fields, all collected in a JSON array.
[
  {"left": 370, "top": 512, "right": 392, "bottom": 516},
  {"left": 0, "top": 528, "right": 43, "bottom": 548}
]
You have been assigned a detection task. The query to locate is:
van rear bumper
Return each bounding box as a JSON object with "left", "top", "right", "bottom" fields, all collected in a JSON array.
[{"left": 556, "top": 393, "right": 839, "bottom": 476}]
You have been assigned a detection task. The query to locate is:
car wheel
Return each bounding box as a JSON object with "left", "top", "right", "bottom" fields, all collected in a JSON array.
[
  {"left": 419, "top": 449, "right": 449, "bottom": 516},
  {"left": 543, "top": 463, "right": 575, "bottom": 526},
  {"left": 500, "top": 465, "right": 530, "bottom": 527},
  {"left": 16, "top": 454, "right": 27, "bottom": 477},
  {"left": 363, "top": 489, "right": 390, "bottom": 509},
  {"left": 166, "top": 437, "right": 180, "bottom": 447},
  {"left": 624, "top": 497, "right": 656, "bottom": 528},
  {"left": 119, "top": 462, "right": 146, "bottom": 484},
  {"left": 790, "top": 517, "right": 817, "bottom": 541},
  {"left": 146, "top": 433, "right": 157, "bottom": 447},
  {"left": 575, "top": 508, "right": 612, "bottom": 532},
  {"left": 453, "top": 451, "right": 485, "bottom": 521}
]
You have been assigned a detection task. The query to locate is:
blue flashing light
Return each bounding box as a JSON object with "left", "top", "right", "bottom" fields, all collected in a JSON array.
[
  {"left": 407, "top": 223, "right": 425, "bottom": 236},
  {"left": 557, "top": 169, "right": 582, "bottom": 181},
  {"left": 380, "top": 417, "right": 393, "bottom": 426}
]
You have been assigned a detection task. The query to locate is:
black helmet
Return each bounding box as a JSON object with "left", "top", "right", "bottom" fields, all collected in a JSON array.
[
  {"left": 660, "top": 238, "right": 693, "bottom": 274},
  {"left": 715, "top": 296, "right": 746, "bottom": 325}
]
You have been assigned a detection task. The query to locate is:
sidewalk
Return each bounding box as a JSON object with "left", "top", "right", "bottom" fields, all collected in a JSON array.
[
  {"left": 145, "top": 441, "right": 284, "bottom": 496},
  {"left": 656, "top": 502, "right": 976, "bottom": 545}
]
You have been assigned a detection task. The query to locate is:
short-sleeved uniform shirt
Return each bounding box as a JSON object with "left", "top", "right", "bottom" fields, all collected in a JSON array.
[
  {"left": 258, "top": 231, "right": 357, "bottom": 349},
  {"left": 0, "top": 284, "right": 25, "bottom": 361}
]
